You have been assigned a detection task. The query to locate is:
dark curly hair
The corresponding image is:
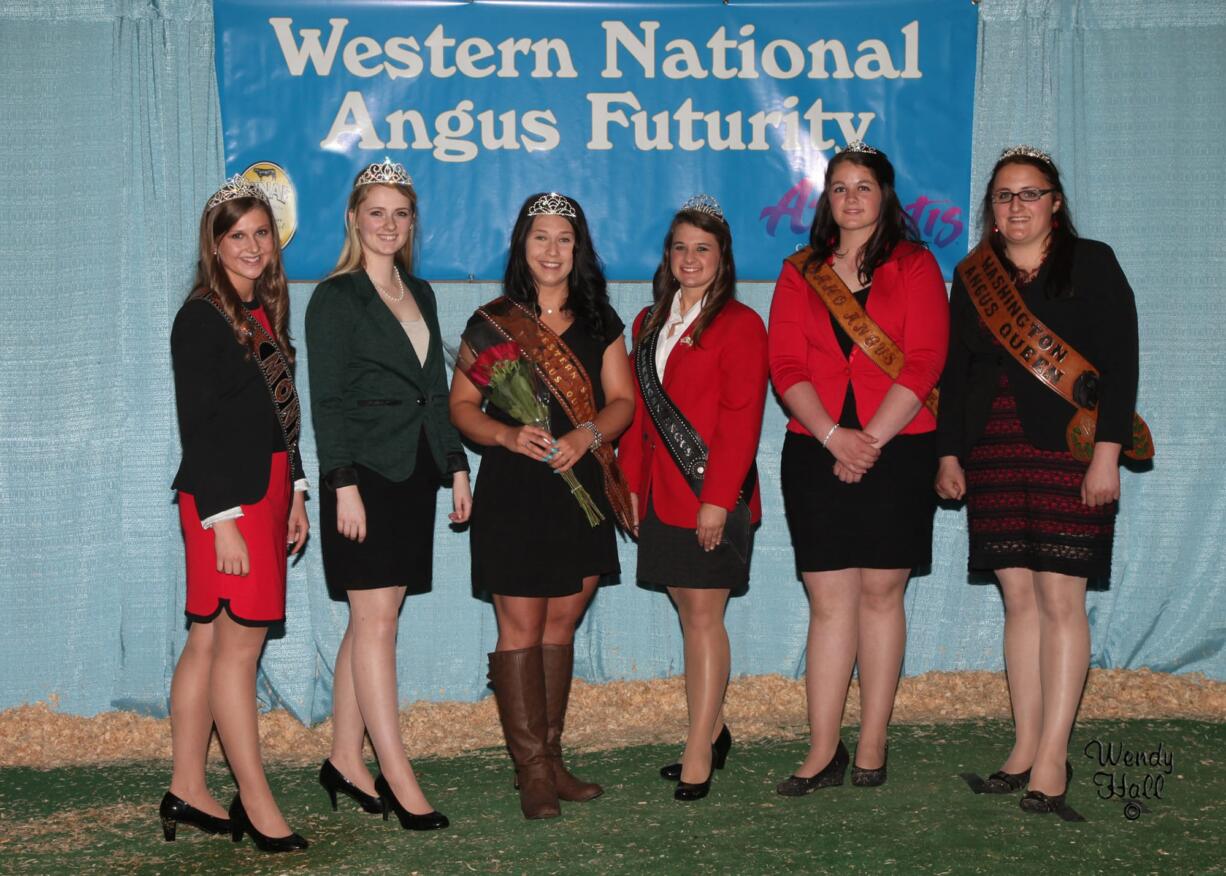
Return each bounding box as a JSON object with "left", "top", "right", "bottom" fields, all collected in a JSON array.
[
  {"left": 504, "top": 192, "right": 608, "bottom": 339},
  {"left": 804, "top": 149, "right": 922, "bottom": 286},
  {"left": 978, "top": 153, "right": 1079, "bottom": 299},
  {"left": 640, "top": 207, "right": 736, "bottom": 348}
]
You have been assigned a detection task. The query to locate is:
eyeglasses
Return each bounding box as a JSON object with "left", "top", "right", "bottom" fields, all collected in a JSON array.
[{"left": 991, "top": 188, "right": 1056, "bottom": 204}]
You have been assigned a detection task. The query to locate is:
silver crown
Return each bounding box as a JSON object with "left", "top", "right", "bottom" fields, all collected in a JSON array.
[
  {"left": 527, "top": 192, "right": 577, "bottom": 218},
  {"left": 1000, "top": 144, "right": 1053, "bottom": 165},
  {"left": 356, "top": 156, "right": 413, "bottom": 187},
  {"left": 205, "top": 174, "right": 270, "bottom": 211},
  {"left": 680, "top": 194, "right": 726, "bottom": 223},
  {"left": 838, "top": 140, "right": 881, "bottom": 156}
]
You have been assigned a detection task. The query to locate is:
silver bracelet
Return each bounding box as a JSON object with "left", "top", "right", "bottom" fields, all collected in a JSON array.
[
  {"left": 821, "top": 423, "right": 840, "bottom": 448},
  {"left": 579, "top": 420, "right": 603, "bottom": 450}
]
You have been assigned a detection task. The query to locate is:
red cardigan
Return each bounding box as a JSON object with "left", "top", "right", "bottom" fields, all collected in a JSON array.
[
  {"left": 768, "top": 241, "right": 949, "bottom": 437},
  {"left": 617, "top": 299, "right": 769, "bottom": 528}
]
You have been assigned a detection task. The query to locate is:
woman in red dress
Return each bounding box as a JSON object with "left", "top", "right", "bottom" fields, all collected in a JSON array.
[
  {"left": 162, "top": 177, "right": 309, "bottom": 852},
  {"left": 619, "top": 196, "right": 769, "bottom": 801}
]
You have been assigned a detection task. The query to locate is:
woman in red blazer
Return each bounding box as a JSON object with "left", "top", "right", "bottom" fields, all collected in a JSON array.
[
  {"left": 619, "top": 196, "right": 769, "bottom": 801},
  {"left": 768, "top": 144, "right": 948, "bottom": 795}
]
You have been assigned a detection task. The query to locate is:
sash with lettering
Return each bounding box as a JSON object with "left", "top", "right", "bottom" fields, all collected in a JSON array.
[
  {"left": 785, "top": 251, "right": 940, "bottom": 417},
  {"left": 633, "top": 305, "right": 757, "bottom": 561},
  {"left": 954, "top": 243, "right": 1154, "bottom": 462},
  {"left": 469, "top": 296, "right": 635, "bottom": 532},
  {"left": 203, "top": 293, "right": 302, "bottom": 470}
]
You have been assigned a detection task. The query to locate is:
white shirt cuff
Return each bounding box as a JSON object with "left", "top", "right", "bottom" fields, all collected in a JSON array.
[
  {"left": 293, "top": 478, "right": 309, "bottom": 493},
  {"left": 200, "top": 507, "right": 243, "bottom": 530}
]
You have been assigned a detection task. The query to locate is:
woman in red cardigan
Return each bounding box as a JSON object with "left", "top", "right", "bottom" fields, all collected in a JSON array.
[
  {"left": 768, "top": 143, "right": 948, "bottom": 795},
  {"left": 619, "top": 195, "right": 769, "bottom": 801}
]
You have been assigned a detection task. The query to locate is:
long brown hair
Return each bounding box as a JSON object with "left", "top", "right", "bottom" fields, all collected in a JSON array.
[
  {"left": 804, "top": 149, "right": 922, "bottom": 286},
  {"left": 978, "top": 155, "right": 1079, "bottom": 299},
  {"left": 187, "top": 197, "right": 293, "bottom": 361},
  {"left": 640, "top": 208, "right": 737, "bottom": 348},
  {"left": 329, "top": 180, "right": 418, "bottom": 278}
]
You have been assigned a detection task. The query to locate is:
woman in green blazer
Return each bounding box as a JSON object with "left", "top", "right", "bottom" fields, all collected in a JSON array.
[{"left": 306, "top": 158, "right": 470, "bottom": 831}]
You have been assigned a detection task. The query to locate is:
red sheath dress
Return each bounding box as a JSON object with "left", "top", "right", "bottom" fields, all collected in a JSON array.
[{"left": 178, "top": 305, "right": 292, "bottom": 625}]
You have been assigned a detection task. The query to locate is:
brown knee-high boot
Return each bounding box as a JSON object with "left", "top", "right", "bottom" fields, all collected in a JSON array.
[
  {"left": 488, "top": 647, "right": 560, "bottom": 819},
  {"left": 541, "top": 644, "right": 603, "bottom": 801}
]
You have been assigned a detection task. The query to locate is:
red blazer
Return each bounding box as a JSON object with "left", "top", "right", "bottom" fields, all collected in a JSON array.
[
  {"left": 768, "top": 241, "right": 949, "bottom": 436},
  {"left": 618, "top": 299, "right": 769, "bottom": 528}
]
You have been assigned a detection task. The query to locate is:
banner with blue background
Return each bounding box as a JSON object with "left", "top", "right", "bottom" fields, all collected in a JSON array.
[{"left": 215, "top": 0, "right": 976, "bottom": 281}]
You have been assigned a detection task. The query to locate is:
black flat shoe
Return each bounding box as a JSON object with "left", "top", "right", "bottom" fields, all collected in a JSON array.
[
  {"left": 982, "top": 767, "right": 1031, "bottom": 794},
  {"left": 374, "top": 775, "right": 450, "bottom": 831},
  {"left": 228, "top": 795, "right": 308, "bottom": 852},
  {"left": 851, "top": 744, "right": 888, "bottom": 787},
  {"left": 660, "top": 725, "right": 732, "bottom": 782},
  {"left": 159, "top": 791, "right": 230, "bottom": 841},
  {"left": 776, "top": 740, "right": 849, "bottom": 797},
  {"left": 319, "top": 759, "right": 384, "bottom": 814},
  {"left": 1020, "top": 761, "right": 1075, "bottom": 815}
]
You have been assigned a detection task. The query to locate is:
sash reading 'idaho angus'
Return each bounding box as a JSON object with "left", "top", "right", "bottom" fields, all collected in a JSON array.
[
  {"left": 954, "top": 243, "right": 1153, "bottom": 462},
  {"left": 204, "top": 293, "right": 301, "bottom": 470},
  {"left": 785, "top": 252, "right": 940, "bottom": 418},
  {"left": 477, "top": 297, "right": 636, "bottom": 532}
]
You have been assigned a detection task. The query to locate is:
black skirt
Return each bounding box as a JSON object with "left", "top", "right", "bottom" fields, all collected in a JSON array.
[
  {"left": 781, "top": 428, "right": 937, "bottom": 574},
  {"left": 320, "top": 437, "right": 441, "bottom": 599},
  {"left": 636, "top": 501, "right": 751, "bottom": 594}
]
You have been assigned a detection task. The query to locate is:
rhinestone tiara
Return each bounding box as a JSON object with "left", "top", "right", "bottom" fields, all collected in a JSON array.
[
  {"left": 205, "top": 174, "right": 270, "bottom": 212},
  {"left": 680, "top": 193, "right": 726, "bottom": 223},
  {"left": 527, "top": 192, "right": 577, "bottom": 218},
  {"left": 356, "top": 156, "right": 413, "bottom": 187},
  {"left": 999, "top": 144, "right": 1053, "bottom": 165},
  {"left": 838, "top": 140, "right": 881, "bottom": 156}
]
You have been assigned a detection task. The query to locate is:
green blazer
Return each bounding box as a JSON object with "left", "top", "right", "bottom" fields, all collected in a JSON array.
[{"left": 305, "top": 268, "right": 467, "bottom": 485}]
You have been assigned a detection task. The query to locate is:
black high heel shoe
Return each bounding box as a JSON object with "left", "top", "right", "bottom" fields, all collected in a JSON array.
[
  {"left": 158, "top": 791, "right": 230, "bottom": 841},
  {"left": 1020, "top": 761, "right": 1074, "bottom": 815},
  {"left": 319, "top": 759, "right": 384, "bottom": 814},
  {"left": 228, "top": 795, "right": 308, "bottom": 853},
  {"left": 374, "top": 775, "right": 450, "bottom": 831},
  {"left": 851, "top": 744, "right": 888, "bottom": 787},
  {"left": 660, "top": 725, "right": 732, "bottom": 782},
  {"left": 776, "top": 739, "right": 850, "bottom": 796}
]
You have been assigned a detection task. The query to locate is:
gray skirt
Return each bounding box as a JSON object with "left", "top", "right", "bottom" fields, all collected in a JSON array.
[{"left": 636, "top": 500, "right": 751, "bottom": 594}]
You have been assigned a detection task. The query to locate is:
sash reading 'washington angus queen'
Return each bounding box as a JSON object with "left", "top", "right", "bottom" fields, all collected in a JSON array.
[
  {"left": 633, "top": 309, "right": 756, "bottom": 561},
  {"left": 785, "top": 252, "right": 940, "bottom": 418},
  {"left": 204, "top": 294, "right": 302, "bottom": 470},
  {"left": 476, "top": 297, "right": 636, "bottom": 532},
  {"left": 954, "top": 243, "right": 1153, "bottom": 462}
]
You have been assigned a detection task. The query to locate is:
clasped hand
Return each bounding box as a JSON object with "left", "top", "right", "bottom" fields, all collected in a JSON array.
[
  {"left": 828, "top": 427, "right": 880, "bottom": 484},
  {"left": 503, "top": 424, "right": 589, "bottom": 474}
]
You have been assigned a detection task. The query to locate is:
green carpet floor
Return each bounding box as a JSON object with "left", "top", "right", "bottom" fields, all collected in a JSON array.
[{"left": 1, "top": 720, "right": 1221, "bottom": 875}]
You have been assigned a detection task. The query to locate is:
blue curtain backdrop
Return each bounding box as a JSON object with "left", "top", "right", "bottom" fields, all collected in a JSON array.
[{"left": 0, "top": 0, "right": 1222, "bottom": 723}]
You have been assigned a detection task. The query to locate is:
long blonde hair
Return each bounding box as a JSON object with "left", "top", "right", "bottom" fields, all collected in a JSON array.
[
  {"left": 328, "top": 180, "right": 418, "bottom": 278},
  {"left": 187, "top": 197, "right": 293, "bottom": 361}
]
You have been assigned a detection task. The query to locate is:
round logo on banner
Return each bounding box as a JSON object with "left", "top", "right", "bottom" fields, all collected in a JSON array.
[{"left": 241, "top": 162, "right": 296, "bottom": 248}]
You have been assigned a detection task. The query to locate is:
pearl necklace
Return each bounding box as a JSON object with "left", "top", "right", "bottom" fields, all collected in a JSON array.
[{"left": 371, "top": 269, "right": 406, "bottom": 303}]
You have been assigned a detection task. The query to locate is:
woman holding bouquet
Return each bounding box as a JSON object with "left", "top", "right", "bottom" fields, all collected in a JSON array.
[
  {"left": 449, "top": 191, "right": 636, "bottom": 820},
  {"left": 618, "top": 195, "right": 769, "bottom": 801},
  {"left": 306, "top": 158, "right": 469, "bottom": 831}
]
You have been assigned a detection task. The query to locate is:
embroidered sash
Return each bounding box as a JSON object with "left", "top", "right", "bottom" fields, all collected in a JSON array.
[
  {"left": 633, "top": 310, "right": 756, "bottom": 561},
  {"left": 954, "top": 243, "right": 1153, "bottom": 462},
  {"left": 785, "top": 252, "right": 939, "bottom": 417},
  {"left": 476, "top": 297, "right": 636, "bottom": 532},
  {"left": 204, "top": 294, "right": 302, "bottom": 470}
]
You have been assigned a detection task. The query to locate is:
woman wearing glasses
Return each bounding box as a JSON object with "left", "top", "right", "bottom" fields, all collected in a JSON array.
[{"left": 936, "top": 147, "right": 1141, "bottom": 816}]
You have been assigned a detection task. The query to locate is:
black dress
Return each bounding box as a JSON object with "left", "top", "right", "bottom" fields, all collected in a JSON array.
[
  {"left": 781, "top": 286, "right": 938, "bottom": 573},
  {"left": 469, "top": 306, "right": 624, "bottom": 598}
]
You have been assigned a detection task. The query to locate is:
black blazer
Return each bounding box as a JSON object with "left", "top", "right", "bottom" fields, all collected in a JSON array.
[
  {"left": 170, "top": 298, "right": 305, "bottom": 519},
  {"left": 305, "top": 268, "right": 467, "bottom": 485},
  {"left": 937, "top": 238, "right": 1139, "bottom": 462}
]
